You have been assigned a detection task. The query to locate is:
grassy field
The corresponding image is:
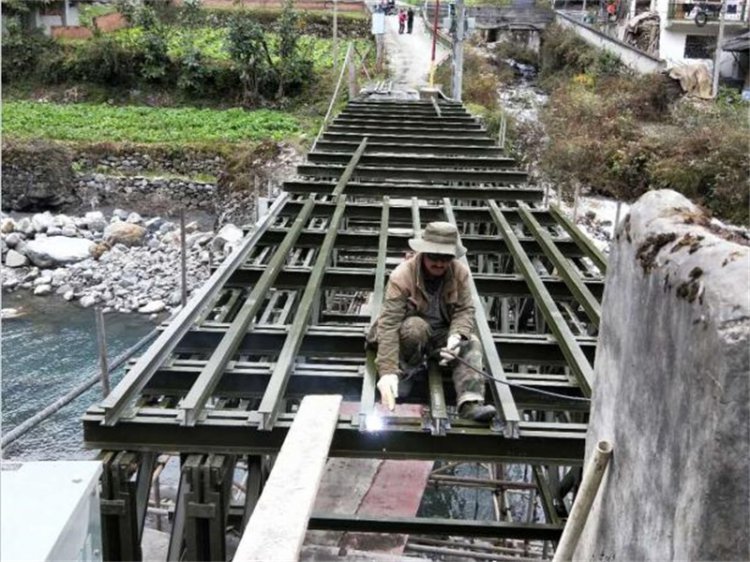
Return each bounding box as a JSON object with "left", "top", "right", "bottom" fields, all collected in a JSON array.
[{"left": 2, "top": 101, "right": 304, "bottom": 145}]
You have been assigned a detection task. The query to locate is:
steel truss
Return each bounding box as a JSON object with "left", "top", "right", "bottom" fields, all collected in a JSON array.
[{"left": 84, "top": 99, "right": 607, "bottom": 560}]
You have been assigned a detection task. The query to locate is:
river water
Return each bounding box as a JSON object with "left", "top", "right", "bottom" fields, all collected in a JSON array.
[{"left": 1, "top": 292, "right": 155, "bottom": 460}]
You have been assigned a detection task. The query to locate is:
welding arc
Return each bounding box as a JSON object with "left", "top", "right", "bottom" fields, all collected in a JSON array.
[{"left": 440, "top": 350, "right": 592, "bottom": 403}]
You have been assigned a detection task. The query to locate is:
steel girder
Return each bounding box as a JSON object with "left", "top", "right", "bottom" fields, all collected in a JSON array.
[{"left": 84, "top": 99, "right": 608, "bottom": 556}]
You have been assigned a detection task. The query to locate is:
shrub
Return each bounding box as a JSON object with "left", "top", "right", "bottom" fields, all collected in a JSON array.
[{"left": 1, "top": 20, "right": 60, "bottom": 82}]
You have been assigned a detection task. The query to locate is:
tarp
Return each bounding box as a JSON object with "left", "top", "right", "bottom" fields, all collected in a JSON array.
[{"left": 668, "top": 64, "right": 713, "bottom": 99}]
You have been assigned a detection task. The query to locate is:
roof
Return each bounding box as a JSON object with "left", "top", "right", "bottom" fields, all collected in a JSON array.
[{"left": 723, "top": 30, "right": 750, "bottom": 52}]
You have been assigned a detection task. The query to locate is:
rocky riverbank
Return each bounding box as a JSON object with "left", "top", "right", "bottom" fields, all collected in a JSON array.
[{"left": 1, "top": 209, "right": 245, "bottom": 318}]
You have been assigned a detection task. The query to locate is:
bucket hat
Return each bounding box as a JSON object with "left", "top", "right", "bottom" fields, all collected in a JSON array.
[{"left": 408, "top": 221, "right": 466, "bottom": 258}]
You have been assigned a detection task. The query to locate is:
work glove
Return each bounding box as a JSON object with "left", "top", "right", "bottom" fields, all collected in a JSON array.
[
  {"left": 376, "top": 374, "right": 399, "bottom": 411},
  {"left": 439, "top": 334, "right": 463, "bottom": 366}
]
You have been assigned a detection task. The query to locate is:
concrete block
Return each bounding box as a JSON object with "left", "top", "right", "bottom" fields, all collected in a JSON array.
[{"left": 575, "top": 190, "right": 749, "bottom": 560}]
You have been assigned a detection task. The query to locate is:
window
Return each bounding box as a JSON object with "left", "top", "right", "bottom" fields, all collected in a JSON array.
[{"left": 684, "top": 35, "right": 715, "bottom": 58}]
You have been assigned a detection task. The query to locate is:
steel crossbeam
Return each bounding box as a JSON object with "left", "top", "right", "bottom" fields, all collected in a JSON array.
[
  {"left": 283, "top": 179, "right": 542, "bottom": 201},
  {"left": 297, "top": 163, "right": 528, "bottom": 183},
  {"left": 307, "top": 152, "right": 516, "bottom": 169}
]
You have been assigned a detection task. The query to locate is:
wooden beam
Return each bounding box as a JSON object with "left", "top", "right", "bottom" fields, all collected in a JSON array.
[{"left": 233, "top": 395, "right": 342, "bottom": 562}]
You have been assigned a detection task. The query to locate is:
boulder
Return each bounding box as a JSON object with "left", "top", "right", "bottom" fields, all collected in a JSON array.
[
  {"left": 31, "top": 212, "right": 55, "bottom": 233},
  {"left": 25, "top": 236, "right": 96, "bottom": 268},
  {"left": 5, "top": 233, "right": 22, "bottom": 248},
  {"left": 126, "top": 212, "right": 143, "bottom": 224},
  {"left": 5, "top": 249, "right": 28, "bottom": 268},
  {"left": 212, "top": 224, "right": 243, "bottom": 255},
  {"left": 138, "top": 300, "right": 166, "bottom": 314},
  {"left": 104, "top": 222, "right": 147, "bottom": 247},
  {"left": 84, "top": 211, "right": 107, "bottom": 232},
  {"left": 33, "top": 284, "right": 52, "bottom": 296},
  {"left": 1, "top": 218, "right": 15, "bottom": 233}
]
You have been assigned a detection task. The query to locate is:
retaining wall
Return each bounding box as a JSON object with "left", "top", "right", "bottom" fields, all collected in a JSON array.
[{"left": 575, "top": 190, "right": 750, "bottom": 560}]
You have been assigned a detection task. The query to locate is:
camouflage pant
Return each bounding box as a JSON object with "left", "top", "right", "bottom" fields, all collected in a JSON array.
[{"left": 398, "top": 316, "right": 485, "bottom": 408}]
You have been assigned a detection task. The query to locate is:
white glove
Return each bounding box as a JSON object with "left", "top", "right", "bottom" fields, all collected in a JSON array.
[
  {"left": 376, "top": 374, "right": 399, "bottom": 411},
  {"left": 439, "top": 334, "right": 463, "bottom": 366}
]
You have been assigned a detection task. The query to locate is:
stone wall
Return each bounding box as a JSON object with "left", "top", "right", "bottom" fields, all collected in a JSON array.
[
  {"left": 575, "top": 190, "right": 749, "bottom": 560},
  {"left": 76, "top": 174, "right": 217, "bottom": 215},
  {"left": 74, "top": 150, "right": 225, "bottom": 177}
]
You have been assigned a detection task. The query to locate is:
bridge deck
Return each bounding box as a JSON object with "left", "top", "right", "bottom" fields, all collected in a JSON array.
[{"left": 83, "top": 98, "right": 605, "bottom": 560}]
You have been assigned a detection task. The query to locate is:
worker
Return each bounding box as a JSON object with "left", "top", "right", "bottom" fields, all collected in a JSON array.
[{"left": 368, "top": 222, "right": 497, "bottom": 421}]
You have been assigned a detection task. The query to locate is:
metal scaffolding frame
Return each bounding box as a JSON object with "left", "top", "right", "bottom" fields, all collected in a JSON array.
[{"left": 83, "top": 99, "right": 606, "bottom": 560}]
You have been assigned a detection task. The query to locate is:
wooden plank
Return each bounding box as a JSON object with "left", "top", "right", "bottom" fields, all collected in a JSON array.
[{"left": 233, "top": 395, "right": 342, "bottom": 562}]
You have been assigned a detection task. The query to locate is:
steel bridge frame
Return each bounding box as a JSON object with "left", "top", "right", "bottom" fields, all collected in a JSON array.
[{"left": 83, "top": 98, "right": 606, "bottom": 560}]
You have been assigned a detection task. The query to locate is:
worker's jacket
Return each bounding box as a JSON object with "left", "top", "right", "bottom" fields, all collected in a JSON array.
[{"left": 371, "top": 253, "right": 475, "bottom": 376}]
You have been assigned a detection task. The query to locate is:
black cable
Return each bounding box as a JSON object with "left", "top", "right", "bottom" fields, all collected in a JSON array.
[{"left": 438, "top": 349, "right": 592, "bottom": 403}]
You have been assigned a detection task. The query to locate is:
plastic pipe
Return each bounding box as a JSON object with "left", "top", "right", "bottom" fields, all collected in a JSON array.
[{"left": 552, "top": 439, "right": 614, "bottom": 561}]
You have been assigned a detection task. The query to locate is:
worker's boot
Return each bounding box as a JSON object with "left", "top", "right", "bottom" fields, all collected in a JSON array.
[{"left": 459, "top": 401, "right": 497, "bottom": 422}]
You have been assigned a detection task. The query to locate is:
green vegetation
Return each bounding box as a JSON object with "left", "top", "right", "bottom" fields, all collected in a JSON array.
[
  {"left": 2, "top": 1, "right": 372, "bottom": 107},
  {"left": 2, "top": 101, "right": 302, "bottom": 144},
  {"left": 537, "top": 24, "right": 749, "bottom": 225}
]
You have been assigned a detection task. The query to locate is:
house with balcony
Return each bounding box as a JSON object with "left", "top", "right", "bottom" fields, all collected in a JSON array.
[{"left": 661, "top": 0, "right": 749, "bottom": 81}]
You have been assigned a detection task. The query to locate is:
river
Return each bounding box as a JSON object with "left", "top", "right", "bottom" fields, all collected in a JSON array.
[{"left": 1, "top": 292, "right": 155, "bottom": 460}]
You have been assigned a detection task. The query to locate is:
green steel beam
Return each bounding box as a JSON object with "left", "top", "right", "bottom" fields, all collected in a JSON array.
[
  {"left": 518, "top": 203, "right": 601, "bottom": 327},
  {"left": 283, "top": 180, "right": 542, "bottom": 201},
  {"left": 256, "top": 195, "right": 349, "bottom": 430},
  {"left": 332, "top": 117, "right": 482, "bottom": 129},
  {"left": 357, "top": 197, "right": 389, "bottom": 430},
  {"left": 488, "top": 200, "right": 594, "bottom": 396},
  {"left": 227, "top": 267, "right": 605, "bottom": 301},
  {"left": 331, "top": 137, "right": 367, "bottom": 197},
  {"left": 307, "top": 513, "right": 564, "bottom": 540},
  {"left": 99, "top": 193, "right": 290, "bottom": 427},
  {"left": 313, "top": 140, "right": 503, "bottom": 156},
  {"left": 326, "top": 125, "right": 487, "bottom": 138},
  {"left": 322, "top": 132, "right": 495, "bottom": 146},
  {"left": 444, "top": 199, "right": 521, "bottom": 437},
  {"left": 549, "top": 205, "right": 607, "bottom": 274},
  {"left": 82, "top": 410, "right": 586, "bottom": 464},
  {"left": 178, "top": 196, "right": 317, "bottom": 427},
  {"left": 296, "top": 164, "right": 528, "bottom": 184},
  {"left": 307, "top": 152, "right": 516, "bottom": 169}
]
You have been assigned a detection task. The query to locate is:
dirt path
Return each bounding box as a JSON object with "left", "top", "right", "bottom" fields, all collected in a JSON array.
[{"left": 382, "top": 9, "right": 450, "bottom": 95}]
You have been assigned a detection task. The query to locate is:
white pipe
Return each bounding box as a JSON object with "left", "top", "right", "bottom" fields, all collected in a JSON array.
[{"left": 552, "top": 439, "right": 613, "bottom": 562}]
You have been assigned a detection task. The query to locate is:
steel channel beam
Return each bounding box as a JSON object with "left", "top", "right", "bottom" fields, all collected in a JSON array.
[
  {"left": 145, "top": 365, "right": 364, "bottom": 401},
  {"left": 428, "top": 363, "right": 449, "bottom": 436},
  {"left": 279, "top": 199, "right": 557, "bottom": 226},
  {"left": 178, "top": 197, "right": 317, "bottom": 426},
  {"left": 443, "top": 199, "right": 521, "bottom": 437},
  {"left": 307, "top": 514, "right": 563, "bottom": 540},
  {"left": 176, "top": 327, "right": 596, "bottom": 365},
  {"left": 99, "top": 193, "right": 290, "bottom": 426},
  {"left": 82, "top": 412, "right": 586, "bottom": 464},
  {"left": 251, "top": 230, "right": 585, "bottom": 258},
  {"left": 332, "top": 118, "right": 482, "bottom": 130},
  {"left": 297, "top": 164, "right": 528, "bottom": 184},
  {"left": 255, "top": 198, "right": 350, "bottom": 430},
  {"left": 326, "top": 125, "right": 487, "bottom": 138},
  {"left": 532, "top": 465, "right": 562, "bottom": 526},
  {"left": 489, "top": 201, "right": 594, "bottom": 396},
  {"left": 331, "top": 137, "right": 368, "bottom": 197},
  {"left": 227, "top": 267, "right": 604, "bottom": 302},
  {"left": 307, "top": 152, "right": 517, "bottom": 169},
  {"left": 334, "top": 117, "right": 478, "bottom": 127},
  {"left": 322, "top": 132, "right": 495, "bottom": 146},
  {"left": 549, "top": 204, "right": 608, "bottom": 274},
  {"left": 518, "top": 203, "right": 601, "bottom": 327},
  {"left": 357, "top": 198, "right": 389, "bottom": 429},
  {"left": 313, "top": 140, "right": 503, "bottom": 157},
  {"left": 283, "top": 180, "right": 542, "bottom": 201}
]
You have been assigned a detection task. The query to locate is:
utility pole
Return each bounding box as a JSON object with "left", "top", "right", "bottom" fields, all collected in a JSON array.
[
  {"left": 712, "top": 0, "right": 727, "bottom": 98},
  {"left": 451, "top": 0, "right": 465, "bottom": 101},
  {"left": 333, "top": 0, "right": 339, "bottom": 73},
  {"left": 429, "top": 0, "right": 441, "bottom": 86}
]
